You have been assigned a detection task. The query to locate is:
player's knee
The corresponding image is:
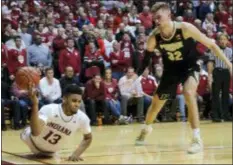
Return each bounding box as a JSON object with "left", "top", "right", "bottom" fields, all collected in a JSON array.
[{"left": 183, "top": 89, "right": 195, "bottom": 98}]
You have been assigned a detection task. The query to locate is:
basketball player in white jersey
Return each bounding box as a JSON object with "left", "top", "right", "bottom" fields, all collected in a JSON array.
[{"left": 21, "top": 83, "right": 92, "bottom": 161}]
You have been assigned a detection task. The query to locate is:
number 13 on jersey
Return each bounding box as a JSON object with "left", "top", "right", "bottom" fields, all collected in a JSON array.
[{"left": 167, "top": 51, "right": 183, "bottom": 61}]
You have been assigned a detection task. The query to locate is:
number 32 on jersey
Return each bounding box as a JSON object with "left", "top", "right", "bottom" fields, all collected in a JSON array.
[{"left": 167, "top": 51, "right": 183, "bottom": 61}]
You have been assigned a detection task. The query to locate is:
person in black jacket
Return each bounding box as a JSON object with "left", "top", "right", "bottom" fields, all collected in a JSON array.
[
  {"left": 60, "top": 66, "right": 81, "bottom": 95},
  {"left": 59, "top": 66, "right": 86, "bottom": 112}
]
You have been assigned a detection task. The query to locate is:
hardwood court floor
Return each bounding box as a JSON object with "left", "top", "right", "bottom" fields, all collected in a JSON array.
[{"left": 2, "top": 121, "right": 232, "bottom": 164}]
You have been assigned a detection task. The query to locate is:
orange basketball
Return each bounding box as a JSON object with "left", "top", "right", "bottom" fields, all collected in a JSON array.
[{"left": 15, "top": 67, "right": 41, "bottom": 90}]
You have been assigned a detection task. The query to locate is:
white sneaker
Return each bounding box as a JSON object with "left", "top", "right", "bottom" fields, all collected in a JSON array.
[
  {"left": 135, "top": 126, "right": 153, "bottom": 146},
  {"left": 118, "top": 116, "right": 129, "bottom": 125},
  {"left": 187, "top": 138, "right": 203, "bottom": 154}
]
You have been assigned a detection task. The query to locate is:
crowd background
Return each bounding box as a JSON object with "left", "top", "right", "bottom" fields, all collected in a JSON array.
[{"left": 1, "top": 0, "right": 232, "bottom": 130}]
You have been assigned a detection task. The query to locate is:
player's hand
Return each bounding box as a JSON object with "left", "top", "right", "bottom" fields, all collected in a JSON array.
[
  {"left": 28, "top": 82, "right": 39, "bottom": 105},
  {"left": 67, "top": 155, "right": 84, "bottom": 162}
]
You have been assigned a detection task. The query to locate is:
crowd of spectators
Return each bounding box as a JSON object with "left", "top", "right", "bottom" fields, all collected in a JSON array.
[{"left": 1, "top": 0, "right": 232, "bottom": 130}]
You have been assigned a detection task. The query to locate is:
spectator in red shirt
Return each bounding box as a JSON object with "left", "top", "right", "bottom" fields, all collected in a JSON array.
[
  {"left": 137, "top": 67, "right": 158, "bottom": 114},
  {"left": 139, "top": 6, "right": 153, "bottom": 34},
  {"left": 83, "top": 42, "right": 105, "bottom": 79},
  {"left": 7, "top": 36, "right": 27, "bottom": 82},
  {"left": 215, "top": 3, "right": 230, "bottom": 25},
  {"left": 59, "top": 38, "right": 81, "bottom": 80},
  {"left": 52, "top": 27, "right": 66, "bottom": 78},
  {"left": 1, "top": 43, "right": 8, "bottom": 68},
  {"left": 104, "top": 68, "right": 128, "bottom": 124},
  {"left": 108, "top": 41, "right": 129, "bottom": 80},
  {"left": 120, "top": 32, "right": 134, "bottom": 60},
  {"left": 83, "top": 74, "right": 108, "bottom": 125}
]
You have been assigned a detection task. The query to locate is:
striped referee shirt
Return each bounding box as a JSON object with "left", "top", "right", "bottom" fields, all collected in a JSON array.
[{"left": 208, "top": 47, "right": 232, "bottom": 69}]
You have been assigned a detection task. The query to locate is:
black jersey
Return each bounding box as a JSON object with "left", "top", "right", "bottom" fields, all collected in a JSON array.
[{"left": 154, "top": 22, "right": 199, "bottom": 73}]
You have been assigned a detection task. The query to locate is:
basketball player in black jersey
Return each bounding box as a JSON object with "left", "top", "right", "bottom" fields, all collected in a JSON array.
[{"left": 135, "top": 2, "right": 232, "bottom": 154}]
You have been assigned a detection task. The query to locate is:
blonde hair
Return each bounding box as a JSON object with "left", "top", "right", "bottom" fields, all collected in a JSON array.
[{"left": 151, "top": 2, "right": 170, "bottom": 13}]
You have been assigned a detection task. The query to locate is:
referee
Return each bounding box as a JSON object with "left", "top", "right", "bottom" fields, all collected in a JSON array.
[{"left": 208, "top": 34, "right": 232, "bottom": 122}]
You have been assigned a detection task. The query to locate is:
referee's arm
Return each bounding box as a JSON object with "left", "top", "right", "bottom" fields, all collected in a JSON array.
[{"left": 207, "top": 54, "right": 215, "bottom": 92}]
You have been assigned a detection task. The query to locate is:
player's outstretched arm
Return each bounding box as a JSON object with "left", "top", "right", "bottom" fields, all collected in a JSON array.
[
  {"left": 139, "top": 34, "right": 157, "bottom": 75},
  {"left": 28, "top": 82, "right": 46, "bottom": 136},
  {"left": 68, "top": 133, "right": 92, "bottom": 161},
  {"left": 182, "top": 22, "right": 232, "bottom": 74}
]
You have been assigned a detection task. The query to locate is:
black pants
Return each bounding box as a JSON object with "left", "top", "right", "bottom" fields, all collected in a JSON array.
[
  {"left": 212, "top": 68, "right": 230, "bottom": 120},
  {"left": 200, "top": 93, "right": 211, "bottom": 118},
  {"left": 84, "top": 99, "right": 108, "bottom": 124},
  {"left": 1, "top": 99, "right": 21, "bottom": 126}
]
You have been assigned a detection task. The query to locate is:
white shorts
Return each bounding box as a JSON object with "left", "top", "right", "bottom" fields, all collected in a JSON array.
[{"left": 20, "top": 127, "right": 55, "bottom": 157}]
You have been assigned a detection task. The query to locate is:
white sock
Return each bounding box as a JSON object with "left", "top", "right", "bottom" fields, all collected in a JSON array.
[
  {"left": 142, "top": 124, "right": 153, "bottom": 134},
  {"left": 193, "top": 128, "right": 201, "bottom": 139}
]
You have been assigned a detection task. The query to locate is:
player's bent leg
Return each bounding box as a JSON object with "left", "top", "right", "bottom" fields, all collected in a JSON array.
[
  {"left": 135, "top": 94, "right": 167, "bottom": 146},
  {"left": 183, "top": 76, "right": 203, "bottom": 154},
  {"left": 20, "top": 127, "right": 55, "bottom": 157}
]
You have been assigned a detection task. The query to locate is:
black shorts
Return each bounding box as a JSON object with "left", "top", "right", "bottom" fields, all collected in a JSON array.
[{"left": 155, "top": 67, "right": 200, "bottom": 100}]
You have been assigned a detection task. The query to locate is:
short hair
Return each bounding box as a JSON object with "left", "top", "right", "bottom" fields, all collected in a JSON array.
[
  {"left": 151, "top": 2, "right": 170, "bottom": 13},
  {"left": 45, "top": 67, "right": 53, "bottom": 74},
  {"left": 66, "top": 37, "right": 74, "bottom": 42},
  {"left": 63, "top": 84, "right": 83, "bottom": 96},
  {"left": 217, "top": 33, "right": 229, "bottom": 40},
  {"left": 14, "top": 35, "right": 21, "bottom": 41}
]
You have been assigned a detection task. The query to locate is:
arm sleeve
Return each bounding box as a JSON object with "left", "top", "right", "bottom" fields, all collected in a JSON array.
[{"left": 139, "top": 50, "right": 154, "bottom": 75}]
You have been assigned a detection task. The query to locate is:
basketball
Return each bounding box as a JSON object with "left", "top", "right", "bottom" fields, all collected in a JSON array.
[{"left": 15, "top": 67, "right": 41, "bottom": 90}]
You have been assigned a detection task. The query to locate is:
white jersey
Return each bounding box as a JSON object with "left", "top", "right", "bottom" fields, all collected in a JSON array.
[{"left": 25, "top": 104, "right": 91, "bottom": 153}]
